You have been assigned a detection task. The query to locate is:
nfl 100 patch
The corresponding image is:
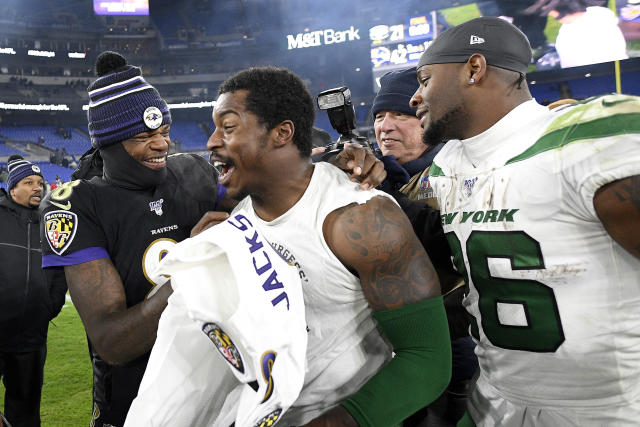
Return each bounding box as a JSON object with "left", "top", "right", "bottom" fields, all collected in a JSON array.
[
  {"left": 463, "top": 177, "right": 478, "bottom": 197},
  {"left": 149, "top": 198, "right": 164, "bottom": 216},
  {"left": 44, "top": 210, "right": 78, "bottom": 255},
  {"left": 202, "top": 322, "right": 245, "bottom": 374}
]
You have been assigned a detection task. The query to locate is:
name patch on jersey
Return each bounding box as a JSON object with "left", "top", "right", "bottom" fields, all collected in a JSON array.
[
  {"left": 149, "top": 198, "right": 164, "bottom": 216},
  {"left": 253, "top": 408, "right": 282, "bottom": 427},
  {"left": 44, "top": 210, "right": 78, "bottom": 255},
  {"left": 202, "top": 322, "right": 245, "bottom": 374}
]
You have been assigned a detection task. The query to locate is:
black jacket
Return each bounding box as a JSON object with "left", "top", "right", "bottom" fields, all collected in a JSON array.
[{"left": 0, "top": 196, "right": 67, "bottom": 352}]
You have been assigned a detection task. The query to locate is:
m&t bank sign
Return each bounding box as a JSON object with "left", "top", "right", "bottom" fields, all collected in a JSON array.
[{"left": 286, "top": 26, "right": 360, "bottom": 49}]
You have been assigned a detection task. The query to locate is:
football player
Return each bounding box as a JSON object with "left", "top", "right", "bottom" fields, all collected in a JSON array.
[
  {"left": 206, "top": 66, "right": 452, "bottom": 426},
  {"left": 40, "top": 52, "right": 386, "bottom": 427},
  {"left": 411, "top": 17, "right": 640, "bottom": 426},
  {"left": 39, "top": 51, "right": 225, "bottom": 426}
]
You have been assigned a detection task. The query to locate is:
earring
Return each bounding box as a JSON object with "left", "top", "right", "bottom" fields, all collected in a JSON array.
[{"left": 469, "top": 78, "right": 475, "bottom": 84}]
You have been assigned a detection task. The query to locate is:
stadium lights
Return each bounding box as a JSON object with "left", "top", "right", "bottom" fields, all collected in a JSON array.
[
  {"left": 0, "top": 102, "right": 69, "bottom": 111},
  {"left": 167, "top": 101, "right": 216, "bottom": 109},
  {"left": 68, "top": 52, "right": 87, "bottom": 59},
  {"left": 28, "top": 49, "right": 55, "bottom": 58},
  {"left": 0, "top": 47, "right": 16, "bottom": 55},
  {"left": 82, "top": 101, "right": 216, "bottom": 111}
]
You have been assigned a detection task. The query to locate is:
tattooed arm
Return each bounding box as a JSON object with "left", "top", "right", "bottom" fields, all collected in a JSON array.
[
  {"left": 323, "top": 195, "right": 441, "bottom": 309},
  {"left": 64, "top": 258, "right": 172, "bottom": 365},
  {"left": 594, "top": 175, "right": 640, "bottom": 260},
  {"left": 302, "top": 196, "right": 447, "bottom": 427}
]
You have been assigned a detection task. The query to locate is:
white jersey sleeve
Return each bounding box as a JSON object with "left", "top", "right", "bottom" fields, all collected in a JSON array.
[
  {"left": 554, "top": 95, "right": 640, "bottom": 220},
  {"left": 125, "top": 210, "right": 307, "bottom": 427}
]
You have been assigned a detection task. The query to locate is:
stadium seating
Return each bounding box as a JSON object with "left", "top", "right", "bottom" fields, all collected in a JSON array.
[
  {"left": 0, "top": 142, "right": 27, "bottom": 157},
  {"left": 169, "top": 121, "right": 209, "bottom": 150},
  {"left": 36, "top": 161, "right": 74, "bottom": 184},
  {"left": 0, "top": 126, "right": 91, "bottom": 155},
  {"left": 152, "top": 6, "right": 187, "bottom": 41}
]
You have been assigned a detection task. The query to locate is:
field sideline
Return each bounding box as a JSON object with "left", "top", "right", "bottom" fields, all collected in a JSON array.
[{"left": 1, "top": 296, "right": 93, "bottom": 426}]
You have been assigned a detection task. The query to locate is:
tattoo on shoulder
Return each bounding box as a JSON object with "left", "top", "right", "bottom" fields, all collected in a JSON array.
[{"left": 334, "top": 196, "right": 439, "bottom": 311}]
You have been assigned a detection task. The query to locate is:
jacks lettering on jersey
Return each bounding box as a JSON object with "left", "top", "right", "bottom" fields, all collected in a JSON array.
[
  {"left": 441, "top": 209, "right": 519, "bottom": 226},
  {"left": 227, "top": 214, "right": 291, "bottom": 310}
]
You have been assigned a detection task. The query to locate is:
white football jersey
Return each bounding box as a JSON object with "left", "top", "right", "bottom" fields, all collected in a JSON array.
[
  {"left": 233, "top": 162, "right": 396, "bottom": 425},
  {"left": 125, "top": 210, "right": 307, "bottom": 427},
  {"left": 429, "top": 95, "right": 640, "bottom": 410}
]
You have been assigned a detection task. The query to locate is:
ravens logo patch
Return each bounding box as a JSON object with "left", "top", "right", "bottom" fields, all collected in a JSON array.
[
  {"left": 44, "top": 210, "right": 78, "bottom": 255},
  {"left": 143, "top": 106, "right": 163, "bottom": 130},
  {"left": 202, "top": 322, "right": 245, "bottom": 374}
]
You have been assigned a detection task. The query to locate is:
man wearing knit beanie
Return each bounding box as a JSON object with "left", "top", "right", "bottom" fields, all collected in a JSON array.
[
  {"left": 39, "top": 51, "right": 227, "bottom": 427},
  {"left": 6, "top": 156, "right": 44, "bottom": 208},
  {"left": 373, "top": 69, "right": 475, "bottom": 427},
  {"left": 373, "top": 67, "right": 444, "bottom": 201},
  {"left": 1, "top": 155, "right": 67, "bottom": 427}
]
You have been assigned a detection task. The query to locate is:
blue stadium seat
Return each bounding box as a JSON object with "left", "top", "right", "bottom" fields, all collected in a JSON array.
[
  {"left": 36, "top": 162, "right": 74, "bottom": 184},
  {"left": 0, "top": 125, "right": 91, "bottom": 155},
  {"left": 0, "top": 142, "right": 28, "bottom": 157},
  {"left": 170, "top": 121, "right": 209, "bottom": 150}
]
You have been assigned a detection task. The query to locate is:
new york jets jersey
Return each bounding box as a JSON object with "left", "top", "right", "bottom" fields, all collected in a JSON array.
[{"left": 429, "top": 95, "right": 640, "bottom": 410}]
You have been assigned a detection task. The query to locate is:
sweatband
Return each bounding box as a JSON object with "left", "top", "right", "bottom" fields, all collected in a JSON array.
[{"left": 342, "top": 296, "right": 452, "bottom": 426}]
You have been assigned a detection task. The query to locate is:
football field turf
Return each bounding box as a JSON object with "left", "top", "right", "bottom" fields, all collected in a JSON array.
[{"left": 1, "top": 297, "right": 93, "bottom": 426}]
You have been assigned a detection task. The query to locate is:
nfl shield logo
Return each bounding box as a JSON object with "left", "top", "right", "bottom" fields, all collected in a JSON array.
[
  {"left": 149, "top": 199, "right": 164, "bottom": 216},
  {"left": 420, "top": 176, "right": 431, "bottom": 190},
  {"left": 44, "top": 210, "right": 78, "bottom": 255},
  {"left": 463, "top": 177, "right": 478, "bottom": 197}
]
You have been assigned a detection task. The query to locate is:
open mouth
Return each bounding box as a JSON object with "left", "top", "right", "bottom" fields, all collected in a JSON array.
[
  {"left": 144, "top": 155, "right": 167, "bottom": 169},
  {"left": 212, "top": 160, "right": 235, "bottom": 185}
]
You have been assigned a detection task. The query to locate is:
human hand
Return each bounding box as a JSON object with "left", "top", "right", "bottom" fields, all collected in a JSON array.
[
  {"left": 190, "top": 211, "right": 230, "bottom": 237},
  {"left": 311, "top": 146, "right": 327, "bottom": 157},
  {"left": 331, "top": 143, "right": 386, "bottom": 190}
]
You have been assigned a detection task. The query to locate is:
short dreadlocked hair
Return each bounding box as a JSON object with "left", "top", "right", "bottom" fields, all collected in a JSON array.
[{"left": 219, "top": 67, "right": 315, "bottom": 157}]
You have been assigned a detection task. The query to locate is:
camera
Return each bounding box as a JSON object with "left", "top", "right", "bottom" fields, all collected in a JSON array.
[{"left": 315, "top": 86, "right": 381, "bottom": 162}]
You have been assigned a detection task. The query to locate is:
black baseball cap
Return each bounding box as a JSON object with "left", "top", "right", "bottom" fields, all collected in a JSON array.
[{"left": 418, "top": 17, "right": 532, "bottom": 74}]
